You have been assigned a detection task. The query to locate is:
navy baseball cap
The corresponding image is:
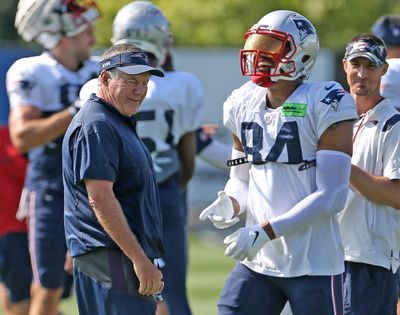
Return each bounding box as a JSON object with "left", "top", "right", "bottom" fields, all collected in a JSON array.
[
  {"left": 344, "top": 37, "right": 387, "bottom": 67},
  {"left": 99, "top": 51, "right": 164, "bottom": 77}
]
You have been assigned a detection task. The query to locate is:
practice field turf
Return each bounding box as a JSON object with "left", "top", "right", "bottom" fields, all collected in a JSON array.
[{"left": 1, "top": 231, "right": 234, "bottom": 315}]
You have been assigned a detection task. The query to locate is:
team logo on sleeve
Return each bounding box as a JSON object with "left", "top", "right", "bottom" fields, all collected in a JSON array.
[
  {"left": 321, "top": 89, "right": 347, "bottom": 111},
  {"left": 293, "top": 18, "right": 316, "bottom": 40},
  {"left": 12, "top": 79, "right": 35, "bottom": 96}
]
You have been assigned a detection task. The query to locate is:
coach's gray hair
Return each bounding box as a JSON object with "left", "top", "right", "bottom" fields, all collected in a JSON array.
[{"left": 100, "top": 43, "right": 144, "bottom": 81}]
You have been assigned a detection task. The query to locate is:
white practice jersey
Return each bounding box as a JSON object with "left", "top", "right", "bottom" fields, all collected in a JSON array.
[
  {"left": 79, "top": 71, "right": 204, "bottom": 183},
  {"left": 338, "top": 99, "right": 400, "bottom": 272},
  {"left": 381, "top": 58, "right": 400, "bottom": 110},
  {"left": 7, "top": 52, "right": 99, "bottom": 113},
  {"left": 6, "top": 52, "right": 99, "bottom": 189},
  {"left": 224, "top": 80, "right": 358, "bottom": 277}
]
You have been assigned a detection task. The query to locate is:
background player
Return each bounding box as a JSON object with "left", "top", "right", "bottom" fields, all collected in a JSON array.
[
  {"left": 0, "top": 127, "right": 31, "bottom": 315},
  {"left": 6, "top": 0, "right": 100, "bottom": 314},
  {"left": 372, "top": 14, "right": 400, "bottom": 315},
  {"left": 372, "top": 14, "right": 400, "bottom": 110}
]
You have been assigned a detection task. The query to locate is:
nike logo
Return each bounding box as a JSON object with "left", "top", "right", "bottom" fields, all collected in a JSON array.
[
  {"left": 251, "top": 231, "right": 259, "bottom": 247},
  {"left": 325, "top": 84, "right": 335, "bottom": 90}
]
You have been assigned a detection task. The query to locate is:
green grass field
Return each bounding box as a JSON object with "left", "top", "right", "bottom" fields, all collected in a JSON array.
[{"left": 2, "top": 231, "right": 234, "bottom": 315}]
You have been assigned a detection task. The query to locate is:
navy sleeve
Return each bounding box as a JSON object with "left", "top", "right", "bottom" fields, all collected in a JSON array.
[{"left": 73, "top": 121, "right": 119, "bottom": 183}]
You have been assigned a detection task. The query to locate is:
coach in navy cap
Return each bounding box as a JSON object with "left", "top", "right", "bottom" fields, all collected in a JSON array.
[{"left": 62, "top": 43, "right": 165, "bottom": 315}]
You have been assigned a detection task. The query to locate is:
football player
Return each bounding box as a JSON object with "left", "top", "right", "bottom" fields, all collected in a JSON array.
[
  {"left": 372, "top": 14, "right": 400, "bottom": 110},
  {"left": 6, "top": 0, "right": 100, "bottom": 314},
  {"left": 372, "top": 14, "right": 400, "bottom": 315},
  {"left": 200, "top": 10, "right": 358, "bottom": 314},
  {"left": 0, "top": 127, "right": 30, "bottom": 315}
]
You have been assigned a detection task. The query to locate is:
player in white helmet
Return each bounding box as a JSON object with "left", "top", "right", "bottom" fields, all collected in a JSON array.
[
  {"left": 6, "top": 1, "right": 100, "bottom": 314},
  {"left": 372, "top": 15, "right": 400, "bottom": 315},
  {"left": 79, "top": 1, "right": 202, "bottom": 314},
  {"left": 199, "top": 10, "right": 358, "bottom": 314}
]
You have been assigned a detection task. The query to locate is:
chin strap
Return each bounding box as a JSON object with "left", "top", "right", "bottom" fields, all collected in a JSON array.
[{"left": 251, "top": 75, "right": 274, "bottom": 87}]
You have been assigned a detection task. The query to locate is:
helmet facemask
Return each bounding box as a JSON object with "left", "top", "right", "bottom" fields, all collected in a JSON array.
[
  {"left": 15, "top": 0, "right": 100, "bottom": 49},
  {"left": 240, "top": 29, "right": 297, "bottom": 87},
  {"left": 240, "top": 10, "right": 319, "bottom": 87},
  {"left": 58, "top": 0, "right": 100, "bottom": 37}
]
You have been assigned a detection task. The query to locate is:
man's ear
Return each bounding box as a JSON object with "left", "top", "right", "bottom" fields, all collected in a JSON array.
[
  {"left": 99, "top": 70, "right": 109, "bottom": 87},
  {"left": 342, "top": 58, "right": 348, "bottom": 72},
  {"left": 382, "top": 61, "right": 389, "bottom": 76}
]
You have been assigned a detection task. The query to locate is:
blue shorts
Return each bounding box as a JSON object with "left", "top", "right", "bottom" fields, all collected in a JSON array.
[
  {"left": 344, "top": 261, "right": 397, "bottom": 315},
  {"left": 73, "top": 248, "right": 157, "bottom": 315},
  {"left": 28, "top": 188, "right": 67, "bottom": 289},
  {"left": 219, "top": 263, "right": 343, "bottom": 315},
  {"left": 0, "top": 233, "right": 32, "bottom": 303},
  {"left": 396, "top": 268, "right": 400, "bottom": 298}
]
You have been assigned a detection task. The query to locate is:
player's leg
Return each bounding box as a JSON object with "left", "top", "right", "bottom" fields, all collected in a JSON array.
[
  {"left": 0, "top": 233, "right": 32, "bottom": 315},
  {"left": 157, "top": 175, "right": 191, "bottom": 315},
  {"left": 28, "top": 189, "right": 66, "bottom": 315},
  {"left": 218, "top": 263, "right": 287, "bottom": 315},
  {"left": 343, "top": 261, "right": 397, "bottom": 315},
  {"left": 396, "top": 268, "right": 400, "bottom": 315},
  {"left": 282, "top": 273, "right": 343, "bottom": 315}
]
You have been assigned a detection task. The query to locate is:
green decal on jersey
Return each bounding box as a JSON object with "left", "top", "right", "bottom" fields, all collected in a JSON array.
[{"left": 282, "top": 103, "right": 307, "bottom": 117}]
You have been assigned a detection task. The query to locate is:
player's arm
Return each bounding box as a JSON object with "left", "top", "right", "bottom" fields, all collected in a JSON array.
[
  {"left": 177, "top": 131, "right": 196, "bottom": 189},
  {"left": 350, "top": 166, "right": 400, "bottom": 209},
  {"left": 264, "top": 120, "right": 354, "bottom": 237},
  {"left": 8, "top": 104, "right": 76, "bottom": 153},
  {"left": 85, "top": 178, "right": 163, "bottom": 296},
  {"left": 196, "top": 123, "right": 231, "bottom": 171},
  {"left": 199, "top": 133, "right": 248, "bottom": 229}
]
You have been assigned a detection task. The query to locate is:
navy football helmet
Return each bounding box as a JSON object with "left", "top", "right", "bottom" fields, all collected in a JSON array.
[{"left": 372, "top": 14, "right": 400, "bottom": 46}]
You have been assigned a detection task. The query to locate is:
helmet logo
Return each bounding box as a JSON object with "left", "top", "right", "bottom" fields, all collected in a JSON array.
[{"left": 293, "top": 18, "right": 315, "bottom": 41}]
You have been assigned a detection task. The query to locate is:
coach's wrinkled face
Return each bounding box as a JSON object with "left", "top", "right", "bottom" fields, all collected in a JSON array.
[{"left": 100, "top": 69, "right": 149, "bottom": 116}]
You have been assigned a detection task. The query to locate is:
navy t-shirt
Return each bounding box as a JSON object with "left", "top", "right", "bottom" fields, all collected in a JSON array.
[{"left": 62, "top": 94, "right": 164, "bottom": 259}]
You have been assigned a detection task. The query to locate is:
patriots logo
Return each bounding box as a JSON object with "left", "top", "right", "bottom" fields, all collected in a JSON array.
[
  {"left": 132, "top": 52, "right": 150, "bottom": 63},
  {"left": 12, "top": 79, "right": 35, "bottom": 96},
  {"left": 321, "top": 89, "right": 347, "bottom": 111},
  {"left": 293, "top": 18, "right": 315, "bottom": 41},
  {"left": 17, "top": 80, "right": 35, "bottom": 91}
]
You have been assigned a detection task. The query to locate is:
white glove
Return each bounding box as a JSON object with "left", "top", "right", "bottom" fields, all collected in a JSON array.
[
  {"left": 199, "top": 191, "right": 240, "bottom": 229},
  {"left": 224, "top": 225, "right": 270, "bottom": 261}
]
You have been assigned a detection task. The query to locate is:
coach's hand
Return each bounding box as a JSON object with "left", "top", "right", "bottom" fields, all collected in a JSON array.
[
  {"left": 224, "top": 225, "right": 270, "bottom": 261},
  {"left": 199, "top": 191, "right": 240, "bottom": 229},
  {"left": 134, "top": 259, "right": 164, "bottom": 296}
]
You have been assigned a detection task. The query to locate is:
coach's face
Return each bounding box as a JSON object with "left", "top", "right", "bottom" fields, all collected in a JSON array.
[
  {"left": 100, "top": 70, "right": 149, "bottom": 116},
  {"left": 343, "top": 57, "right": 387, "bottom": 97}
]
